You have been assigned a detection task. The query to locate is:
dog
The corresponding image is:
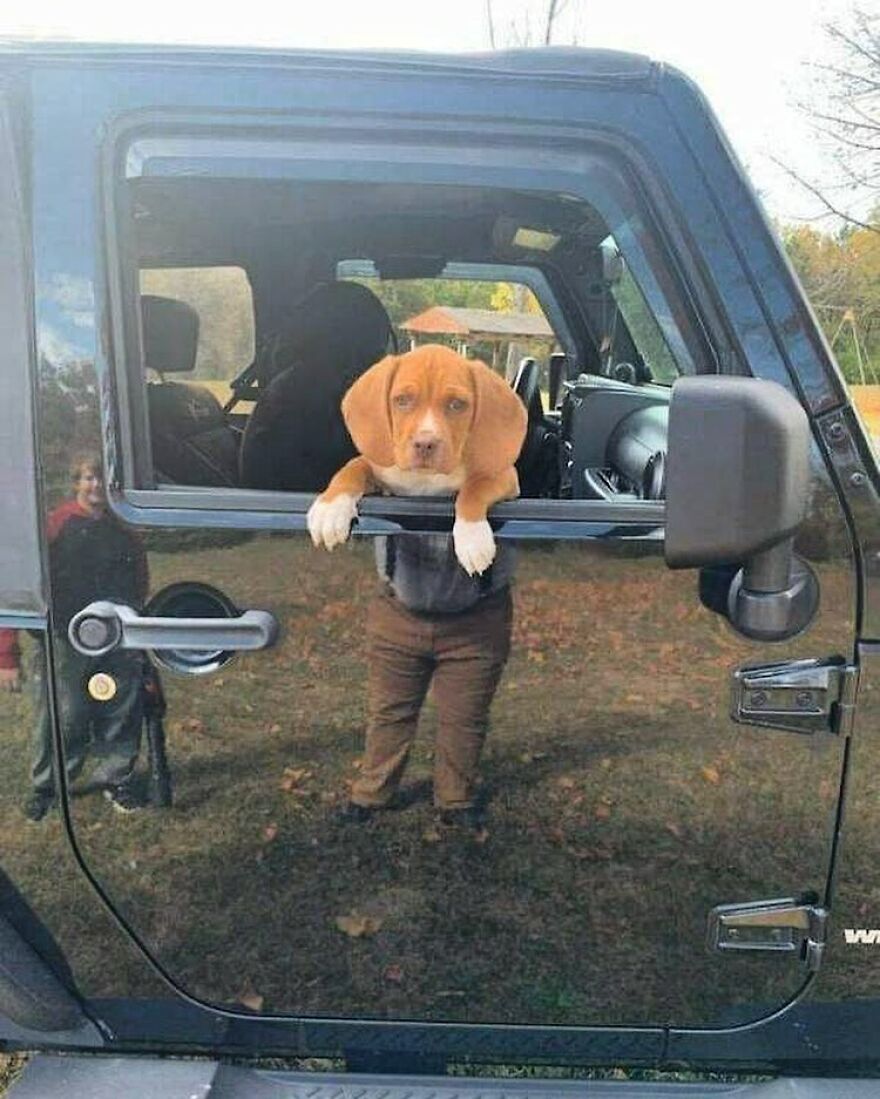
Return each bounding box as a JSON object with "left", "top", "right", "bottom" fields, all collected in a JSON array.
[{"left": 307, "top": 344, "right": 527, "bottom": 575}]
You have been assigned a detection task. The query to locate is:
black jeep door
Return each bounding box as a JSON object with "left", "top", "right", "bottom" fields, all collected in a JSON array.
[{"left": 26, "top": 49, "right": 858, "bottom": 1052}]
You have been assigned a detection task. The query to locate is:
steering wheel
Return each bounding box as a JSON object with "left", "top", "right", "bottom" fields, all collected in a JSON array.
[{"left": 512, "top": 357, "right": 559, "bottom": 496}]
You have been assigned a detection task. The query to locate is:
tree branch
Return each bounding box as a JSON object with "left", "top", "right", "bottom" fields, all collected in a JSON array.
[
  {"left": 808, "top": 61, "right": 880, "bottom": 92},
  {"left": 836, "top": 159, "right": 880, "bottom": 191},
  {"left": 544, "top": 0, "right": 560, "bottom": 45},
  {"left": 825, "top": 22, "right": 880, "bottom": 72},
  {"left": 811, "top": 123, "right": 880, "bottom": 153},
  {"left": 800, "top": 106, "right": 880, "bottom": 135},
  {"left": 848, "top": 98, "right": 880, "bottom": 129},
  {"left": 769, "top": 155, "right": 880, "bottom": 235}
]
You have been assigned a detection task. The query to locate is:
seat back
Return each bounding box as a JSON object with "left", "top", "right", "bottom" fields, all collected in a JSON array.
[
  {"left": 142, "top": 294, "right": 240, "bottom": 487},
  {"left": 240, "top": 282, "right": 393, "bottom": 492}
]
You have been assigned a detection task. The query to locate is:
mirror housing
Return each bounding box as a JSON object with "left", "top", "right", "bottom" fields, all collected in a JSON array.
[{"left": 665, "top": 376, "right": 818, "bottom": 641}]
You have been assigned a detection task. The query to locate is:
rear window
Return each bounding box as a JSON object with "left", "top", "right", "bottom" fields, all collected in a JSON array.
[{"left": 139, "top": 266, "right": 255, "bottom": 403}]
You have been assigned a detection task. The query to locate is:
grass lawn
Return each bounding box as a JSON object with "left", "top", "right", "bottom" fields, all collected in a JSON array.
[{"left": 0, "top": 1056, "right": 24, "bottom": 1095}]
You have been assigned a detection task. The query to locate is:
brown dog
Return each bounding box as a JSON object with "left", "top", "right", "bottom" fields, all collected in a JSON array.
[{"left": 307, "top": 344, "right": 527, "bottom": 574}]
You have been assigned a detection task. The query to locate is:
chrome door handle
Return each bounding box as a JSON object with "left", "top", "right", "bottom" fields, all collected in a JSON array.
[{"left": 68, "top": 600, "right": 279, "bottom": 657}]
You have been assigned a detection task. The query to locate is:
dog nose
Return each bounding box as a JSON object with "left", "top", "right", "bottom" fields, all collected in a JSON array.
[{"left": 413, "top": 435, "right": 439, "bottom": 460}]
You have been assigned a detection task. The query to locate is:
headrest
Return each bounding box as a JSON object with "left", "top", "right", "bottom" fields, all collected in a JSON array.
[
  {"left": 264, "top": 281, "right": 393, "bottom": 385},
  {"left": 141, "top": 295, "right": 199, "bottom": 374}
]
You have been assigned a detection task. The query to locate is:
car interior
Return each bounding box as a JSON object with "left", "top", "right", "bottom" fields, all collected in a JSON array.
[{"left": 130, "top": 178, "right": 691, "bottom": 504}]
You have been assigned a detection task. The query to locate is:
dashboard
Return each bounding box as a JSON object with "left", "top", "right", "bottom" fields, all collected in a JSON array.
[{"left": 561, "top": 373, "right": 670, "bottom": 501}]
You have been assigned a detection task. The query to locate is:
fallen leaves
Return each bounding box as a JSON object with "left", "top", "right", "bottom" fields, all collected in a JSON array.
[
  {"left": 700, "top": 764, "right": 722, "bottom": 786},
  {"left": 240, "top": 990, "right": 264, "bottom": 1012},
  {"left": 335, "top": 912, "right": 383, "bottom": 938},
  {"left": 263, "top": 823, "right": 278, "bottom": 842},
  {"left": 279, "top": 767, "right": 312, "bottom": 793},
  {"left": 566, "top": 843, "right": 613, "bottom": 862},
  {"left": 383, "top": 963, "right": 404, "bottom": 984},
  {"left": 169, "top": 716, "right": 206, "bottom": 736}
]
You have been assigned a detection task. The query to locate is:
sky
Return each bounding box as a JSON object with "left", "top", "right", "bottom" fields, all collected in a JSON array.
[{"left": 0, "top": 0, "right": 862, "bottom": 226}]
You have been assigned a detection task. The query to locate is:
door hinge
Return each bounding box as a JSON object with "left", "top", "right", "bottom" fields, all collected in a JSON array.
[
  {"left": 731, "top": 657, "right": 859, "bottom": 737},
  {"left": 708, "top": 897, "right": 828, "bottom": 971}
]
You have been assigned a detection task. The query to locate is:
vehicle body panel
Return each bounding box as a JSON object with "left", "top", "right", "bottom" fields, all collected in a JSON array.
[{"left": 0, "top": 42, "right": 876, "bottom": 1077}]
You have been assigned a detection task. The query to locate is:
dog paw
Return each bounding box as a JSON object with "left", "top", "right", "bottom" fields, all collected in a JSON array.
[
  {"left": 453, "top": 518, "right": 497, "bottom": 576},
  {"left": 307, "top": 494, "right": 358, "bottom": 550}
]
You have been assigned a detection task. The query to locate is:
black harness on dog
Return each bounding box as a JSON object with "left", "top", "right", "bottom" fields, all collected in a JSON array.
[{"left": 382, "top": 536, "right": 494, "bottom": 600}]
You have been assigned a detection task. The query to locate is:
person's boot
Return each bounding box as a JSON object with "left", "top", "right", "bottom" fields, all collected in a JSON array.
[
  {"left": 23, "top": 789, "right": 55, "bottom": 822},
  {"left": 104, "top": 783, "right": 144, "bottom": 814}
]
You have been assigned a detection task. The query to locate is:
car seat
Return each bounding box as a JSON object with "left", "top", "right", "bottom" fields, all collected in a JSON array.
[
  {"left": 142, "top": 294, "right": 241, "bottom": 487},
  {"left": 239, "top": 281, "right": 394, "bottom": 492}
]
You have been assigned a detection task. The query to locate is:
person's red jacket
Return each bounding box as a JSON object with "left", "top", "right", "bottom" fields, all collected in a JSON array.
[
  {"left": 0, "top": 501, "right": 148, "bottom": 672},
  {"left": 0, "top": 630, "right": 20, "bottom": 671}
]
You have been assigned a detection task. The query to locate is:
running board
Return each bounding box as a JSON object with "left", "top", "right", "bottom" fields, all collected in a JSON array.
[{"left": 9, "top": 1060, "right": 880, "bottom": 1099}]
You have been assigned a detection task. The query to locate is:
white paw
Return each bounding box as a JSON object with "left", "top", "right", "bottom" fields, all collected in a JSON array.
[
  {"left": 453, "top": 518, "right": 497, "bottom": 576},
  {"left": 307, "top": 494, "right": 358, "bottom": 550}
]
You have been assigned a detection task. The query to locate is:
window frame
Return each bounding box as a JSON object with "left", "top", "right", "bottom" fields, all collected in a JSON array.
[{"left": 102, "top": 114, "right": 724, "bottom": 533}]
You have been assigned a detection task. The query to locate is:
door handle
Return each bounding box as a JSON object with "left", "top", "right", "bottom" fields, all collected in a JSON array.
[{"left": 68, "top": 600, "right": 279, "bottom": 657}]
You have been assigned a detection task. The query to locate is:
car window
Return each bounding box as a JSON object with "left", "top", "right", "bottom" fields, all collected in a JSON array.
[
  {"left": 139, "top": 266, "right": 255, "bottom": 402},
  {"left": 114, "top": 163, "right": 707, "bottom": 509},
  {"left": 600, "top": 237, "right": 681, "bottom": 385}
]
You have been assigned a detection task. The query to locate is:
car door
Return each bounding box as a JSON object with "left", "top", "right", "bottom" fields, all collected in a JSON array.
[{"left": 23, "top": 49, "right": 861, "bottom": 1062}]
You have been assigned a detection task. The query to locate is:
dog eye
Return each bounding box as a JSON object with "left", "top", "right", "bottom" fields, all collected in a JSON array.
[
  {"left": 392, "top": 393, "right": 415, "bottom": 410},
  {"left": 446, "top": 397, "right": 468, "bottom": 413}
]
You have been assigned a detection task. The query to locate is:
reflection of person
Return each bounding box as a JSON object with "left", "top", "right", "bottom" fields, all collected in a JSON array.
[
  {"left": 341, "top": 533, "right": 514, "bottom": 831},
  {"left": 0, "top": 635, "right": 21, "bottom": 694},
  {"left": 0, "top": 455, "right": 149, "bottom": 821}
]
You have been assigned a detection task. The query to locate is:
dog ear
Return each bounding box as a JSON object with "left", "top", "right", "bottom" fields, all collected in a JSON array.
[
  {"left": 341, "top": 355, "right": 398, "bottom": 467},
  {"left": 464, "top": 358, "right": 528, "bottom": 477}
]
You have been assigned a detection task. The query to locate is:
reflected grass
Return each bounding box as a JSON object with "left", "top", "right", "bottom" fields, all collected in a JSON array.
[{"left": 0, "top": 535, "right": 859, "bottom": 1030}]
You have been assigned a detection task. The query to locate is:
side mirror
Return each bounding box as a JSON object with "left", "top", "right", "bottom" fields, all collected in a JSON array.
[{"left": 664, "top": 376, "right": 818, "bottom": 642}]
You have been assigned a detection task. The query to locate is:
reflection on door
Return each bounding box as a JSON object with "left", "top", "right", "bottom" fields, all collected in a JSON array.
[
  {"left": 53, "top": 503, "right": 854, "bottom": 1028},
  {"left": 0, "top": 632, "right": 171, "bottom": 1004}
]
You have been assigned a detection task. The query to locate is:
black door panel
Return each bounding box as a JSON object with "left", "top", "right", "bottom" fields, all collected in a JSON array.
[
  {"left": 15, "top": 46, "right": 869, "bottom": 1071},
  {"left": 61, "top": 515, "right": 853, "bottom": 1028}
]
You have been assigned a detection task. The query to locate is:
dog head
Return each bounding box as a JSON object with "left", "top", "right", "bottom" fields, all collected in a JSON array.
[{"left": 342, "top": 344, "right": 527, "bottom": 478}]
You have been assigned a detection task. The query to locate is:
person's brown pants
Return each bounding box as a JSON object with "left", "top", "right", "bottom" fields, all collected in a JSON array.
[{"left": 351, "top": 587, "right": 513, "bottom": 810}]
